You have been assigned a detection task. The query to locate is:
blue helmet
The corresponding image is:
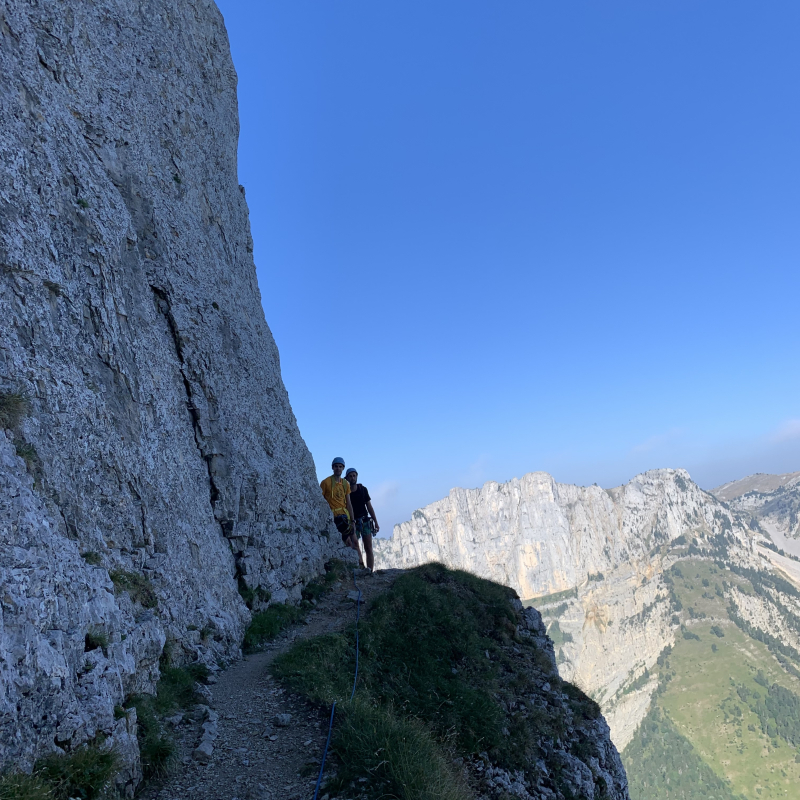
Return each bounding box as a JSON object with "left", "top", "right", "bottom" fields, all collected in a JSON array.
[
  {"left": 331, "top": 457, "right": 345, "bottom": 467},
  {"left": 345, "top": 468, "right": 357, "bottom": 477}
]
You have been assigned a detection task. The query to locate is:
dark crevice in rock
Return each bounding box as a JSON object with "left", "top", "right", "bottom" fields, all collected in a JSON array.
[
  {"left": 150, "top": 284, "right": 223, "bottom": 529},
  {"left": 128, "top": 480, "right": 151, "bottom": 550}
]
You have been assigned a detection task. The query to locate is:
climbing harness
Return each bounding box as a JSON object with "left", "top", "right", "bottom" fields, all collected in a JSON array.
[{"left": 311, "top": 568, "right": 362, "bottom": 800}]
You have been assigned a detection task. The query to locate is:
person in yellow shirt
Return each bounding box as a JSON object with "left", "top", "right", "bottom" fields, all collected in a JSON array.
[{"left": 320, "top": 457, "right": 364, "bottom": 566}]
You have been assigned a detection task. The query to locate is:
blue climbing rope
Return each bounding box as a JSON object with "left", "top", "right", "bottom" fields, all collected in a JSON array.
[
  {"left": 311, "top": 701, "right": 336, "bottom": 800},
  {"left": 351, "top": 569, "right": 362, "bottom": 701},
  {"left": 312, "top": 568, "right": 362, "bottom": 800}
]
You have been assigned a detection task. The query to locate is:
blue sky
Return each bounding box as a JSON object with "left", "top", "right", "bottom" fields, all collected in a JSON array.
[{"left": 215, "top": 0, "right": 800, "bottom": 533}]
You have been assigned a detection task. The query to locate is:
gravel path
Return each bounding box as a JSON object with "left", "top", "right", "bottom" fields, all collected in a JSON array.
[{"left": 140, "top": 568, "right": 402, "bottom": 800}]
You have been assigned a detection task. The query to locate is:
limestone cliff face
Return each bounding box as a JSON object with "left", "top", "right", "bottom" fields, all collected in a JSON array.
[
  {"left": 376, "top": 469, "right": 756, "bottom": 749},
  {"left": 0, "top": 0, "right": 336, "bottom": 777},
  {"left": 377, "top": 469, "right": 751, "bottom": 598}
]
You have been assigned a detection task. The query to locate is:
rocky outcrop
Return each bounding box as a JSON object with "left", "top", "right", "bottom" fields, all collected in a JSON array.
[
  {"left": 0, "top": 0, "right": 337, "bottom": 777},
  {"left": 377, "top": 469, "right": 752, "bottom": 598},
  {"left": 715, "top": 472, "right": 800, "bottom": 557},
  {"left": 376, "top": 468, "right": 756, "bottom": 749}
]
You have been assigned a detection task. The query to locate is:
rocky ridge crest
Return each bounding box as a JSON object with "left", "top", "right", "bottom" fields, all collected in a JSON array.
[{"left": 715, "top": 472, "right": 800, "bottom": 558}]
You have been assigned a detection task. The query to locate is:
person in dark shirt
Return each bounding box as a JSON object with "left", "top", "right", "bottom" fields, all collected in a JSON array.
[{"left": 345, "top": 468, "right": 380, "bottom": 573}]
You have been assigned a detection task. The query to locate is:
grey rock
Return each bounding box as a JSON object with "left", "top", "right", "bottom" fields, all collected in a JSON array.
[
  {"left": 194, "top": 683, "right": 214, "bottom": 707},
  {"left": 0, "top": 0, "right": 342, "bottom": 780},
  {"left": 273, "top": 713, "right": 292, "bottom": 727},
  {"left": 346, "top": 590, "right": 365, "bottom": 604},
  {"left": 193, "top": 739, "right": 214, "bottom": 765}
]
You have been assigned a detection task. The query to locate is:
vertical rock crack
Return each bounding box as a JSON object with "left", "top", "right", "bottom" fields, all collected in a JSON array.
[{"left": 151, "top": 285, "right": 222, "bottom": 519}]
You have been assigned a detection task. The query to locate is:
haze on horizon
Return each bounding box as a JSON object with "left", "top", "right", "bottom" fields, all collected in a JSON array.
[{"left": 216, "top": 0, "right": 800, "bottom": 532}]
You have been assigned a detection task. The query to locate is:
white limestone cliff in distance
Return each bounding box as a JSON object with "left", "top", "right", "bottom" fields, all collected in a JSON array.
[
  {"left": 375, "top": 468, "right": 759, "bottom": 749},
  {"left": 376, "top": 468, "right": 753, "bottom": 600}
]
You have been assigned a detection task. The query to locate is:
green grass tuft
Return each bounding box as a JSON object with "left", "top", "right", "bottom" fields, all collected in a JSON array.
[
  {"left": 243, "top": 604, "right": 304, "bottom": 653},
  {"left": 271, "top": 632, "right": 353, "bottom": 702},
  {"left": 34, "top": 744, "right": 117, "bottom": 800},
  {"left": 561, "top": 681, "right": 602, "bottom": 720},
  {"left": 14, "top": 442, "right": 38, "bottom": 469},
  {"left": 109, "top": 570, "right": 157, "bottom": 608},
  {"left": 329, "top": 700, "right": 470, "bottom": 800},
  {"left": 0, "top": 772, "right": 51, "bottom": 800},
  {"left": 275, "top": 564, "right": 523, "bottom": 760},
  {"left": 237, "top": 577, "right": 271, "bottom": 610},
  {"left": 0, "top": 392, "right": 29, "bottom": 429},
  {"left": 129, "top": 700, "right": 174, "bottom": 780},
  {"left": 185, "top": 661, "right": 211, "bottom": 683},
  {"left": 80, "top": 552, "right": 102, "bottom": 566},
  {"left": 84, "top": 629, "right": 108, "bottom": 654},
  {"left": 301, "top": 559, "right": 351, "bottom": 602},
  {"left": 127, "top": 662, "right": 207, "bottom": 781},
  {"left": 151, "top": 666, "right": 202, "bottom": 714}
]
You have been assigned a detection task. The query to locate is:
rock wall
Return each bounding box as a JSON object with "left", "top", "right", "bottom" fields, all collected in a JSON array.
[
  {"left": 376, "top": 468, "right": 756, "bottom": 749},
  {"left": 0, "top": 0, "right": 338, "bottom": 776}
]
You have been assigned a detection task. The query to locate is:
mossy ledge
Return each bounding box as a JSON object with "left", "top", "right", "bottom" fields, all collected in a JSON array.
[{"left": 272, "top": 563, "right": 629, "bottom": 800}]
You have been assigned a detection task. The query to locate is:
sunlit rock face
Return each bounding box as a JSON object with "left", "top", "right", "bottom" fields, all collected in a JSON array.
[
  {"left": 376, "top": 468, "right": 756, "bottom": 749},
  {"left": 0, "top": 0, "right": 336, "bottom": 779},
  {"left": 715, "top": 472, "right": 800, "bottom": 557}
]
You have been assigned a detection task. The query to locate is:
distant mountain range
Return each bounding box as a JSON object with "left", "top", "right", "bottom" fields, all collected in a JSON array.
[
  {"left": 713, "top": 471, "right": 800, "bottom": 502},
  {"left": 716, "top": 472, "right": 800, "bottom": 561},
  {"left": 375, "top": 468, "right": 800, "bottom": 800}
]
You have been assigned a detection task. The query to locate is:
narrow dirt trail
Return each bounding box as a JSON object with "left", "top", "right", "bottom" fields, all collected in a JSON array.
[{"left": 141, "top": 569, "right": 401, "bottom": 800}]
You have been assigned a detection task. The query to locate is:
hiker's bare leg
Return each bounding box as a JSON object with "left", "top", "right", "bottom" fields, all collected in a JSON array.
[
  {"left": 347, "top": 533, "right": 365, "bottom": 568},
  {"left": 363, "top": 533, "right": 374, "bottom": 572}
]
